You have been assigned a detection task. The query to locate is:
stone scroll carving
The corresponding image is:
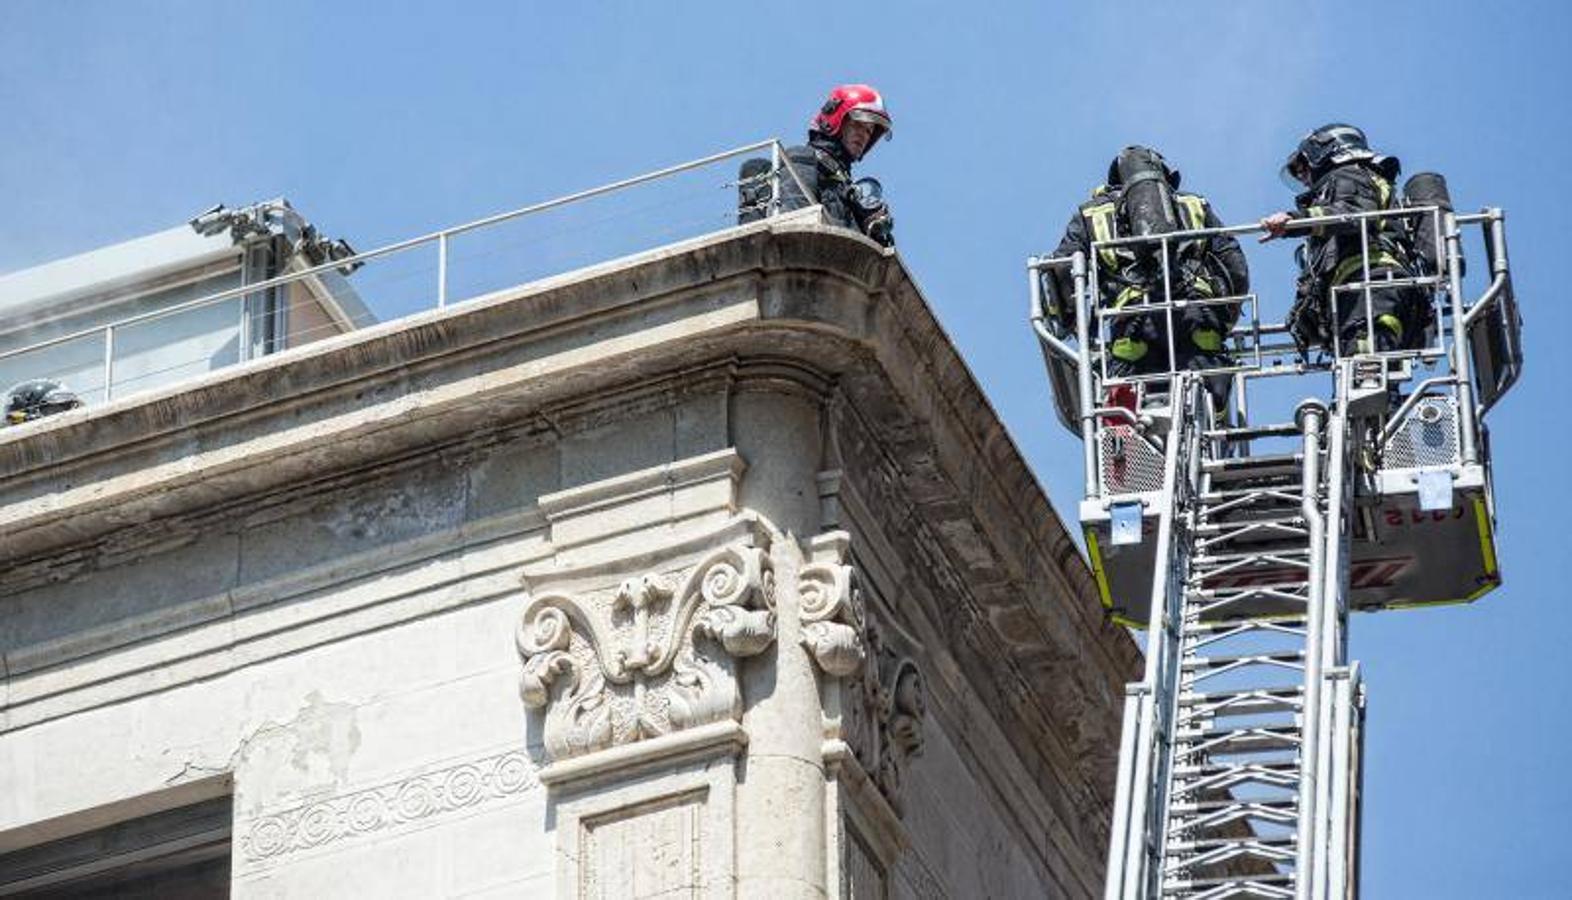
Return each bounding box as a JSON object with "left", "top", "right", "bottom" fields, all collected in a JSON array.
[
  {"left": 516, "top": 544, "right": 775, "bottom": 762},
  {"left": 800, "top": 540, "right": 926, "bottom": 817},
  {"left": 799, "top": 559, "right": 866, "bottom": 678}
]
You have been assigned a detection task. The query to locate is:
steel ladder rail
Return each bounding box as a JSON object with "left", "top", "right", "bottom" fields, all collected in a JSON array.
[{"left": 1146, "top": 381, "right": 1326, "bottom": 899}]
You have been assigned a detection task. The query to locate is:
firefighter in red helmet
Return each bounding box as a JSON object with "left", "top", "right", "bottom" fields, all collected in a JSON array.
[{"left": 777, "top": 84, "right": 896, "bottom": 246}]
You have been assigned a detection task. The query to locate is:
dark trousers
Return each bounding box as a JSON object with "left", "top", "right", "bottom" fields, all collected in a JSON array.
[
  {"left": 1333, "top": 269, "right": 1430, "bottom": 354},
  {"left": 1108, "top": 304, "right": 1235, "bottom": 376},
  {"left": 1107, "top": 303, "right": 1237, "bottom": 417}
]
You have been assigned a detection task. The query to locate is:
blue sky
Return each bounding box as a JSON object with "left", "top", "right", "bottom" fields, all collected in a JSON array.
[{"left": 3, "top": 2, "right": 1568, "bottom": 895}]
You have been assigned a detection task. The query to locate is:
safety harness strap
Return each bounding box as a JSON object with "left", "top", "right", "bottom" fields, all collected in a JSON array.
[
  {"left": 1330, "top": 250, "right": 1403, "bottom": 287},
  {"left": 1084, "top": 201, "right": 1121, "bottom": 272}
]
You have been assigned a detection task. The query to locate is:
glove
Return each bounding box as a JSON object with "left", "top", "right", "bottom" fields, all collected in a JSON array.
[{"left": 863, "top": 210, "right": 895, "bottom": 247}]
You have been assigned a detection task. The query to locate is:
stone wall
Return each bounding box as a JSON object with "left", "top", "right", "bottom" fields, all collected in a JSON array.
[{"left": 0, "top": 217, "right": 1139, "bottom": 898}]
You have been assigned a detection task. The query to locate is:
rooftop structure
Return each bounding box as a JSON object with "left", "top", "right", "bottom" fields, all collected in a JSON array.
[
  {"left": 0, "top": 143, "right": 1134, "bottom": 897},
  {"left": 0, "top": 199, "right": 369, "bottom": 407}
]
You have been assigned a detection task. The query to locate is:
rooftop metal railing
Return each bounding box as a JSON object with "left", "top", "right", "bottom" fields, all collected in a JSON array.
[{"left": 0, "top": 139, "right": 813, "bottom": 410}]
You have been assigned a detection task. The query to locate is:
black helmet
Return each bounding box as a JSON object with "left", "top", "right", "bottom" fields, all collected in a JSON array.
[
  {"left": 1107, "top": 145, "right": 1181, "bottom": 190},
  {"left": 1282, "top": 123, "right": 1399, "bottom": 186},
  {"left": 4, "top": 379, "right": 83, "bottom": 425}
]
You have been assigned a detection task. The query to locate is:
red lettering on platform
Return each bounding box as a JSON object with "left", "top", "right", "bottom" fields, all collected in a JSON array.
[
  {"left": 1384, "top": 507, "right": 1466, "bottom": 528},
  {"left": 1204, "top": 557, "right": 1411, "bottom": 591}
]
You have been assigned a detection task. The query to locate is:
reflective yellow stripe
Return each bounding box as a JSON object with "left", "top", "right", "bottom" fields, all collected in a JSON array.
[
  {"left": 1111, "top": 337, "right": 1148, "bottom": 361},
  {"left": 1085, "top": 202, "right": 1120, "bottom": 272},
  {"left": 1385, "top": 576, "right": 1501, "bottom": 609},
  {"left": 1192, "top": 329, "right": 1222, "bottom": 351},
  {"left": 1307, "top": 205, "right": 1328, "bottom": 236},
  {"left": 1385, "top": 587, "right": 1496, "bottom": 610},
  {"left": 1458, "top": 578, "right": 1496, "bottom": 600},
  {"left": 1173, "top": 195, "right": 1213, "bottom": 265},
  {"left": 1373, "top": 174, "right": 1392, "bottom": 207},
  {"left": 1463, "top": 579, "right": 1501, "bottom": 602},
  {"left": 1473, "top": 496, "right": 1498, "bottom": 575},
  {"left": 1330, "top": 251, "right": 1402, "bottom": 286},
  {"left": 1084, "top": 527, "right": 1115, "bottom": 614},
  {"left": 1385, "top": 496, "right": 1502, "bottom": 610},
  {"left": 1176, "top": 194, "right": 1208, "bottom": 230},
  {"left": 1376, "top": 313, "right": 1404, "bottom": 341},
  {"left": 1113, "top": 284, "right": 1147, "bottom": 308}
]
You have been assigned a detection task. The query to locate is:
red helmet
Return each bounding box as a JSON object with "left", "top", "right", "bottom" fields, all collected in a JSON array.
[{"left": 811, "top": 84, "right": 893, "bottom": 145}]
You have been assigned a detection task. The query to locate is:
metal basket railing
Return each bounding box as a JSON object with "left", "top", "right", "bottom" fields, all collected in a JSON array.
[{"left": 1029, "top": 206, "right": 1519, "bottom": 502}]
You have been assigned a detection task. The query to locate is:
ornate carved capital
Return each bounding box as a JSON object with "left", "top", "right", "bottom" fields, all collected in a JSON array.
[
  {"left": 799, "top": 553, "right": 866, "bottom": 678},
  {"left": 516, "top": 543, "right": 775, "bottom": 762}
]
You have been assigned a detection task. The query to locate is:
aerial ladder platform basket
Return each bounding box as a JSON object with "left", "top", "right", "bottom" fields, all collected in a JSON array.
[{"left": 1028, "top": 203, "right": 1521, "bottom": 899}]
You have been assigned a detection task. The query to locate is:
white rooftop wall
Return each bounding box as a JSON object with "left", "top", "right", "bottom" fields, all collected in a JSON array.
[{"left": 0, "top": 225, "right": 239, "bottom": 326}]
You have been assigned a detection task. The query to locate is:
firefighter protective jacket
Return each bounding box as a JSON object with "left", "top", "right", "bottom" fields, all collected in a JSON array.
[
  {"left": 1289, "top": 162, "right": 1411, "bottom": 289},
  {"left": 1047, "top": 186, "right": 1249, "bottom": 331},
  {"left": 776, "top": 135, "right": 893, "bottom": 246}
]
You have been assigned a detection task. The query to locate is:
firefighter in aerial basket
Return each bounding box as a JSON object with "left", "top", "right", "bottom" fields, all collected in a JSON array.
[
  {"left": 4, "top": 378, "right": 83, "bottom": 425},
  {"left": 1261, "top": 123, "right": 1430, "bottom": 356},
  {"left": 740, "top": 84, "right": 895, "bottom": 247},
  {"left": 1047, "top": 146, "right": 1249, "bottom": 401}
]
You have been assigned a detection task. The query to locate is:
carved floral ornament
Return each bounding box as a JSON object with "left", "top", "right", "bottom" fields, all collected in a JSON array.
[
  {"left": 516, "top": 544, "right": 775, "bottom": 762},
  {"left": 854, "top": 622, "right": 926, "bottom": 815}
]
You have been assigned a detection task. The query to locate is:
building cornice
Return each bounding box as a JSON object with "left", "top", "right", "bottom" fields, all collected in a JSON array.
[{"left": 0, "top": 217, "right": 1138, "bottom": 756}]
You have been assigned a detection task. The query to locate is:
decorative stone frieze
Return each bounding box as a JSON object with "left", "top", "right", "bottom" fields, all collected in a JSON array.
[
  {"left": 516, "top": 543, "right": 775, "bottom": 762},
  {"left": 238, "top": 750, "right": 539, "bottom": 867}
]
